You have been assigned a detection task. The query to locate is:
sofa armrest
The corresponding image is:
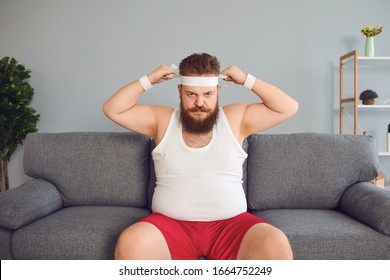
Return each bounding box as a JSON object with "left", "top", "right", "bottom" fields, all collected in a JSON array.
[
  {"left": 0, "top": 179, "right": 63, "bottom": 230},
  {"left": 340, "top": 182, "right": 390, "bottom": 235}
]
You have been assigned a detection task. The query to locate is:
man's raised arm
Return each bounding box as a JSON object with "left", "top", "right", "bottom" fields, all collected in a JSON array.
[
  {"left": 102, "top": 65, "right": 176, "bottom": 138},
  {"left": 221, "top": 65, "right": 299, "bottom": 138}
]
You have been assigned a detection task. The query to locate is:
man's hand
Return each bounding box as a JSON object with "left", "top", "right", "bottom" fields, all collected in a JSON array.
[
  {"left": 147, "top": 65, "right": 177, "bottom": 85},
  {"left": 221, "top": 65, "right": 247, "bottom": 85}
]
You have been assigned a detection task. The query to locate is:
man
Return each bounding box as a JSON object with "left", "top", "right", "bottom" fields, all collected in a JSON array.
[{"left": 103, "top": 53, "right": 298, "bottom": 260}]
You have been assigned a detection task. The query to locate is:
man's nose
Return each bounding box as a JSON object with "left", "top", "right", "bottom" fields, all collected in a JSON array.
[{"left": 195, "top": 96, "right": 204, "bottom": 106}]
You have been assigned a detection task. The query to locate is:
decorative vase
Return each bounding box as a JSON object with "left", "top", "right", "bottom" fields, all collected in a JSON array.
[
  {"left": 365, "top": 36, "right": 374, "bottom": 57},
  {"left": 362, "top": 98, "right": 375, "bottom": 105}
]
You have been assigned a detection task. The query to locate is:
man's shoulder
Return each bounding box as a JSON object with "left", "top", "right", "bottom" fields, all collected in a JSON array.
[
  {"left": 222, "top": 104, "right": 247, "bottom": 144},
  {"left": 154, "top": 106, "right": 175, "bottom": 129},
  {"left": 154, "top": 106, "right": 175, "bottom": 144},
  {"left": 222, "top": 103, "right": 247, "bottom": 118},
  {"left": 152, "top": 106, "right": 175, "bottom": 117}
]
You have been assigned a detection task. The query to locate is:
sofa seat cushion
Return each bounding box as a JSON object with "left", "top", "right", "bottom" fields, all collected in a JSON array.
[
  {"left": 252, "top": 209, "right": 390, "bottom": 260},
  {"left": 12, "top": 206, "right": 150, "bottom": 259}
]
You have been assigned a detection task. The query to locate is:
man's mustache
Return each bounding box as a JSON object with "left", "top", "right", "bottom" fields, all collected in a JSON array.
[{"left": 188, "top": 106, "right": 211, "bottom": 113}]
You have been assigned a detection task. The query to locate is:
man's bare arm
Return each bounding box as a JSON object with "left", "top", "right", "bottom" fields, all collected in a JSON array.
[
  {"left": 222, "top": 65, "right": 299, "bottom": 138},
  {"left": 102, "top": 65, "right": 176, "bottom": 138}
]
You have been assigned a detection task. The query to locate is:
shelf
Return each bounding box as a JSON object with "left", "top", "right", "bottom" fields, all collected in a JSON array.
[
  {"left": 358, "top": 105, "right": 390, "bottom": 109},
  {"left": 343, "top": 55, "right": 390, "bottom": 66},
  {"left": 357, "top": 56, "right": 390, "bottom": 60},
  {"left": 379, "top": 152, "right": 390, "bottom": 156},
  {"left": 341, "top": 103, "right": 390, "bottom": 109}
]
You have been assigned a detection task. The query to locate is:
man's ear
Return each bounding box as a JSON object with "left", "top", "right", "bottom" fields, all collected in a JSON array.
[{"left": 178, "top": 84, "right": 182, "bottom": 95}]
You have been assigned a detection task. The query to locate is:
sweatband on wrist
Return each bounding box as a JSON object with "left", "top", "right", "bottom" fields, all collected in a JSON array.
[
  {"left": 139, "top": 75, "right": 153, "bottom": 91},
  {"left": 243, "top": 74, "right": 256, "bottom": 90}
]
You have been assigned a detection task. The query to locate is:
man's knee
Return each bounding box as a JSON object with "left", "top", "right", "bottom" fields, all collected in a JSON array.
[
  {"left": 238, "top": 223, "right": 293, "bottom": 260},
  {"left": 265, "top": 226, "right": 293, "bottom": 259},
  {"left": 115, "top": 223, "right": 141, "bottom": 259},
  {"left": 115, "top": 222, "right": 171, "bottom": 260}
]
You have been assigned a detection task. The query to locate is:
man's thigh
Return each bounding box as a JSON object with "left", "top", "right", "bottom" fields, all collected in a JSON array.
[{"left": 140, "top": 213, "right": 200, "bottom": 260}]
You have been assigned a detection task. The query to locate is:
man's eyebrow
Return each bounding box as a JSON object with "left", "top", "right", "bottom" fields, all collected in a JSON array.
[{"left": 185, "top": 90, "right": 214, "bottom": 95}]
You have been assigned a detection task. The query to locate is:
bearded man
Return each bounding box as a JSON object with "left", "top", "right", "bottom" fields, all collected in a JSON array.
[{"left": 103, "top": 53, "right": 298, "bottom": 260}]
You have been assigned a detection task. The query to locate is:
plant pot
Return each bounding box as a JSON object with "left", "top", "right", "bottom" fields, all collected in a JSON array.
[{"left": 362, "top": 99, "right": 375, "bottom": 105}]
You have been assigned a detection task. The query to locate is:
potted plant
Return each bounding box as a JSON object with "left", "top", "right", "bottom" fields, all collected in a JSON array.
[
  {"left": 359, "top": 89, "right": 378, "bottom": 105},
  {"left": 0, "top": 57, "right": 40, "bottom": 191},
  {"left": 360, "top": 25, "right": 382, "bottom": 56}
]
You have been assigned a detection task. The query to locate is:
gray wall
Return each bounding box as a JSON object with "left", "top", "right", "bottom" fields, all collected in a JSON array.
[{"left": 1, "top": 0, "right": 390, "bottom": 188}]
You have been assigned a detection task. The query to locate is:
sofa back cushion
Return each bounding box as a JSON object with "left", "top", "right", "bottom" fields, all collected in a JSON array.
[
  {"left": 24, "top": 132, "right": 152, "bottom": 207},
  {"left": 246, "top": 133, "right": 379, "bottom": 210}
]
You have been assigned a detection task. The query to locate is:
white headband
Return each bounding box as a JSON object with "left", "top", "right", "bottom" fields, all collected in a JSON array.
[
  {"left": 180, "top": 76, "right": 219, "bottom": 86},
  {"left": 168, "top": 64, "right": 232, "bottom": 87}
]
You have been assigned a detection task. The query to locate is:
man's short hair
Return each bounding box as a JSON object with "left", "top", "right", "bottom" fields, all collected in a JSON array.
[{"left": 179, "top": 53, "right": 220, "bottom": 76}]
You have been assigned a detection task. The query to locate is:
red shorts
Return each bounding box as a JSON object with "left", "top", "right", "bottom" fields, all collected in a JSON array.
[{"left": 139, "top": 212, "right": 268, "bottom": 260}]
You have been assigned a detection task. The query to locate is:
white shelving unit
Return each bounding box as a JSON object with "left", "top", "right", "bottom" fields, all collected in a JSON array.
[
  {"left": 340, "top": 50, "right": 390, "bottom": 135},
  {"left": 340, "top": 50, "right": 390, "bottom": 186}
]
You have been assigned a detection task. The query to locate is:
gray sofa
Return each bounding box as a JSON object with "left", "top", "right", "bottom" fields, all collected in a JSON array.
[{"left": 0, "top": 132, "right": 389, "bottom": 260}]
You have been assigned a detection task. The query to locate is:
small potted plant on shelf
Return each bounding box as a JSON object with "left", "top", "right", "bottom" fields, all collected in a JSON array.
[
  {"left": 359, "top": 89, "right": 378, "bottom": 105},
  {"left": 360, "top": 25, "right": 382, "bottom": 56}
]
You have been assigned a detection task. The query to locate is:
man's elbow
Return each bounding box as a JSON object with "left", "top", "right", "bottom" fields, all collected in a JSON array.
[
  {"left": 291, "top": 100, "right": 299, "bottom": 115},
  {"left": 102, "top": 102, "right": 114, "bottom": 119},
  {"left": 285, "top": 100, "right": 299, "bottom": 118},
  {"left": 102, "top": 103, "right": 109, "bottom": 117}
]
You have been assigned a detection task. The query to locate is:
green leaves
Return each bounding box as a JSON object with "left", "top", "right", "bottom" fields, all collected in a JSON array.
[
  {"left": 0, "top": 57, "right": 40, "bottom": 160},
  {"left": 360, "top": 25, "right": 382, "bottom": 37}
]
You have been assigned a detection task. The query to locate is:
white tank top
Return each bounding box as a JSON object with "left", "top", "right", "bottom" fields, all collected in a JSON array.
[{"left": 151, "top": 108, "right": 248, "bottom": 221}]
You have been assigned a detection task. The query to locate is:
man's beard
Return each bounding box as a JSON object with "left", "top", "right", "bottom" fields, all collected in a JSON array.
[{"left": 180, "top": 101, "right": 219, "bottom": 134}]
